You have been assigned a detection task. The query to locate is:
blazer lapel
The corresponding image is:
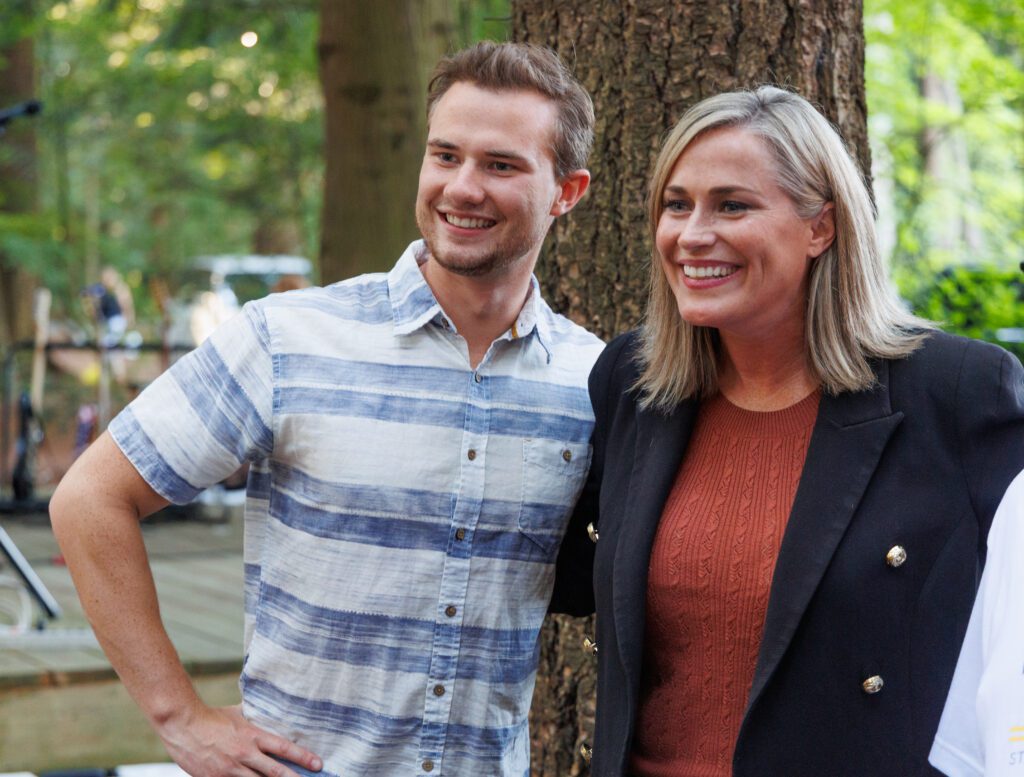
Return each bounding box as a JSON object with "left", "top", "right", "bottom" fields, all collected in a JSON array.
[
  {"left": 613, "top": 398, "right": 698, "bottom": 692},
  {"left": 746, "top": 360, "right": 904, "bottom": 710}
]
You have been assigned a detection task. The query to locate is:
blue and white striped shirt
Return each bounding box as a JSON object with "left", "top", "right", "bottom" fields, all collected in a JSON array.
[{"left": 110, "top": 241, "right": 604, "bottom": 776}]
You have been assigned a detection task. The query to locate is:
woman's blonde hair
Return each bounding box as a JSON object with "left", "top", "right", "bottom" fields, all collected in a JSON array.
[{"left": 637, "top": 86, "right": 931, "bottom": 410}]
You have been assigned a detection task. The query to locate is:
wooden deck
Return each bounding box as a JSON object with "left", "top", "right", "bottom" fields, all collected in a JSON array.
[{"left": 0, "top": 509, "right": 246, "bottom": 772}]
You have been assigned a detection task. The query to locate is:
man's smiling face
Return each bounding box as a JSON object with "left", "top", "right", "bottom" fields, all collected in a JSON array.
[{"left": 414, "top": 81, "right": 565, "bottom": 280}]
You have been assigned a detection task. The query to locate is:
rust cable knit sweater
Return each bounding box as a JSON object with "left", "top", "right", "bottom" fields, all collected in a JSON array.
[{"left": 630, "top": 390, "right": 820, "bottom": 777}]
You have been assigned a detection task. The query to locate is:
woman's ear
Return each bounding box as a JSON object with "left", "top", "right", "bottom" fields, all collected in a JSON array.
[{"left": 808, "top": 202, "right": 836, "bottom": 259}]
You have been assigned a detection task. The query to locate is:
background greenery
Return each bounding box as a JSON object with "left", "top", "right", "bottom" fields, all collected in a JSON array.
[{"left": 0, "top": 0, "right": 1021, "bottom": 342}]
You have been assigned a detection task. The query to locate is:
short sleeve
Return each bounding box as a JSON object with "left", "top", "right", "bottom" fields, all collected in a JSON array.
[
  {"left": 931, "top": 471, "right": 1024, "bottom": 777},
  {"left": 108, "top": 302, "right": 275, "bottom": 504},
  {"left": 929, "top": 575, "right": 986, "bottom": 776}
]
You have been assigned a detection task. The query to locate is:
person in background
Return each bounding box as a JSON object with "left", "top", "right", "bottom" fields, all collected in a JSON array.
[
  {"left": 82, "top": 265, "right": 135, "bottom": 346},
  {"left": 554, "top": 85, "right": 1024, "bottom": 776},
  {"left": 51, "top": 41, "right": 602, "bottom": 777},
  {"left": 930, "top": 469, "right": 1024, "bottom": 777}
]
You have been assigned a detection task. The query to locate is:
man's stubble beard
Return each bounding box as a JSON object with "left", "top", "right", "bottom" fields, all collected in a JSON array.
[
  {"left": 416, "top": 206, "right": 549, "bottom": 279},
  {"left": 423, "top": 241, "right": 518, "bottom": 278}
]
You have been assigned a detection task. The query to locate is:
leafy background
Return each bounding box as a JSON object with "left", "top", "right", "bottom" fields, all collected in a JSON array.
[{"left": 0, "top": 0, "right": 1021, "bottom": 341}]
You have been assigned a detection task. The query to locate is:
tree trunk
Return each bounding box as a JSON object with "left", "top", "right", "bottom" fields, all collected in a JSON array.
[
  {"left": 317, "top": 0, "right": 458, "bottom": 283},
  {"left": 0, "top": 36, "right": 39, "bottom": 348},
  {"left": 511, "top": 2, "right": 868, "bottom": 773}
]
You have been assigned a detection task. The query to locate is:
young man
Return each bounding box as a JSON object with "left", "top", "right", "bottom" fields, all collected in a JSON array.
[{"left": 51, "top": 42, "right": 602, "bottom": 777}]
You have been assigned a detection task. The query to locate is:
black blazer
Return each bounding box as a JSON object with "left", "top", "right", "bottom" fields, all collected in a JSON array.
[{"left": 552, "top": 330, "right": 1024, "bottom": 776}]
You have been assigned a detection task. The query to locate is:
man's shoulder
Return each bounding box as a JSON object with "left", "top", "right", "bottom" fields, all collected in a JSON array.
[
  {"left": 544, "top": 311, "right": 603, "bottom": 348},
  {"left": 255, "top": 271, "right": 395, "bottom": 329},
  {"left": 535, "top": 297, "right": 604, "bottom": 355}
]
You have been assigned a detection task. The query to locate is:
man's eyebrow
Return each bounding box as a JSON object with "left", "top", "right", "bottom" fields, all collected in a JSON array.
[
  {"left": 427, "top": 138, "right": 458, "bottom": 150},
  {"left": 484, "top": 149, "right": 530, "bottom": 164},
  {"left": 426, "top": 138, "right": 530, "bottom": 165}
]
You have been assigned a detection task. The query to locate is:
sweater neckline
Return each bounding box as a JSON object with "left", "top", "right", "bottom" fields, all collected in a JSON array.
[{"left": 701, "top": 389, "right": 821, "bottom": 438}]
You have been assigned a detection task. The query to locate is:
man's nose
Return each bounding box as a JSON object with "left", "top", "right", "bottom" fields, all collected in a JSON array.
[{"left": 445, "top": 164, "right": 486, "bottom": 204}]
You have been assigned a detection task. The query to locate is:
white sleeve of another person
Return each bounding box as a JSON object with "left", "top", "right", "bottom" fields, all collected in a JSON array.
[{"left": 930, "top": 470, "right": 1024, "bottom": 777}]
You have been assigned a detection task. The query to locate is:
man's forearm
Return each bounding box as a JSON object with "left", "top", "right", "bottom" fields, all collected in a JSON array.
[
  {"left": 49, "top": 433, "right": 199, "bottom": 729},
  {"left": 51, "top": 433, "right": 323, "bottom": 777}
]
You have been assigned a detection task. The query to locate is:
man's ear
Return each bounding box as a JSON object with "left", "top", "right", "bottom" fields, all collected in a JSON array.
[
  {"left": 808, "top": 202, "right": 836, "bottom": 259},
  {"left": 549, "top": 169, "right": 591, "bottom": 217}
]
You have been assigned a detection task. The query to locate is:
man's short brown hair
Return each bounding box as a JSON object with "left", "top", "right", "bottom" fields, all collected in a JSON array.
[{"left": 426, "top": 41, "right": 594, "bottom": 180}]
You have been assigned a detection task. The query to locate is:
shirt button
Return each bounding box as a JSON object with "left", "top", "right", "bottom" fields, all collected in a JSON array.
[
  {"left": 562, "top": 449, "right": 572, "bottom": 462},
  {"left": 433, "top": 684, "right": 445, "bottom": 696},
  {"left": 455, "top": 528, "right": 466, "bottom": 541},
  {"left": 886, "top": 545, "right": 907, "bottom": 568},
  {"left": 422, "top": 760, "right": 434, "bottom": 772},
  {"left": 474, "top": 373, "right": 482, "bottom": 383},
  {"left": 467, "top": 449, "right": 476, "bottom": 461},
  {"left": 445, "top": 605, "right": 457, "bottom": 617}
]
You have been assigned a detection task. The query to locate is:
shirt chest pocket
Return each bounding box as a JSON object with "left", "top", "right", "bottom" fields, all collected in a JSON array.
[{"left": 518, "top": 438, "right": 592, "bottom": 557}]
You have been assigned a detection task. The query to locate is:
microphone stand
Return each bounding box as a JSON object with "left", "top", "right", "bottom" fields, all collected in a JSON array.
[{"left": 0, "top": 99, "right": 42, "bottom": 136}]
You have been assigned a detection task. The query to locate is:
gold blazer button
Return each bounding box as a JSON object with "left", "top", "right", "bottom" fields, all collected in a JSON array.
[
  {"left": 580, "top": 742, "right": 593, "bottom": 764},
  {"left": 862, "top": 675, "right": 884, "bottom": 694},
  {"left": 886, "top": 545, "right": 907, "bottom": 568}
]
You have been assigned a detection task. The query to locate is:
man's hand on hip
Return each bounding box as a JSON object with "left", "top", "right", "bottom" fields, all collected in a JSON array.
[{"left": 159, "top": 703, "right": 323, "bottom": 777}]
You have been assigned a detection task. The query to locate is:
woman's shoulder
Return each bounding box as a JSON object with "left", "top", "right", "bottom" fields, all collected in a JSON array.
[
  {"left": 883, "top": 330, "right": 1024, "bottom": 428},
  {"left": 591, "top": 329, "right": 643, "bottom": 384},
  {"left": 893, "top": 329, "right": 1021, "bottom": 378}
]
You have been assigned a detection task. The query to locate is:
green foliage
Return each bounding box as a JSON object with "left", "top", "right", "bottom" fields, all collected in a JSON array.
[
  {"left": 3, "top": 0, "right": 323, "bottom": 322},
  {"left": 0, "top": 211, "right": 64, "bottom": 287},
  {"left": 1, "top": 0, "right": 512, "bottom": 325},
  {"left": 4, "top": 0, "right": 1018, "bottom": 342},
  {"left": 456, "top": 0, "right": 511, "bottom": 44},
  {"left": 865, "top": 0, "right": 1023, "bottom": 275},
  {"left": 902, "top": 264, "right": 1024, "bottom": 358}
]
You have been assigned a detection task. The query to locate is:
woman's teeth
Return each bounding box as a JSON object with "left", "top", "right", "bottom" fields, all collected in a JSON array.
[{"left": 682, "top": 264, "right": 737, "bottom": 279}]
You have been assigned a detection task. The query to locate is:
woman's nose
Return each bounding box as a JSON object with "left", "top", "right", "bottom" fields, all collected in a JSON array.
[{"left": 678, "top": 210, "right": 715, "bottom": 249}]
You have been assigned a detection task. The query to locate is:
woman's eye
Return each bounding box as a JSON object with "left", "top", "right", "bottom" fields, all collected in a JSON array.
[
  {"left": 721, "top": 200, "right": 749, "bottom": 213},
  {"left": 663, "top": 199, "right": 689, "bottom": 212}
]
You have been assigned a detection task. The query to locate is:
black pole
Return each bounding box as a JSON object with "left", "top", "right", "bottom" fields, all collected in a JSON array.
[{"left": 0, "top": 99, "right": 42, "bottom": 134}]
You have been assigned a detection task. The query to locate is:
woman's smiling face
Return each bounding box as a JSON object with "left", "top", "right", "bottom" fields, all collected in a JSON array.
[{"left": 655, "top": 125, "right": 834, "bottom": 344}]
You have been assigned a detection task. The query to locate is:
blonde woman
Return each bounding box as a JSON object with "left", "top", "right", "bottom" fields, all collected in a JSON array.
[{"left": 553, "top": 87, "right": 1024, "bottom": 776}]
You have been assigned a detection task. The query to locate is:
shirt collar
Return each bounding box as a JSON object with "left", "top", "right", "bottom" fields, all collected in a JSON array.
[
  {"left": 388, "top": 241, "right": 445, "bottom": 336},
  {"left": 387, "top": 240, "right": 553, "bottom": 360}
]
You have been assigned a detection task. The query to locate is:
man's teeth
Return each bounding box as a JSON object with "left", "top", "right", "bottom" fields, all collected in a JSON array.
[
  {"left": 445, "top": 214, "right": 494, "bottom": 229},
  {"left": 682, "top": 264, "right": 737, "bottom": 279}
]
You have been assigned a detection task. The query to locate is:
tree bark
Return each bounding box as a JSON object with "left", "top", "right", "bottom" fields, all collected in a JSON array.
[
  {"left": 317, "top": 0, "right": 458, "bottom": 283},
  {"left": 511, "top": 2, "right": 868, "bottom": 773},
  {"left": 0, "top": 36, "right": 39, "bottom": 348}
]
